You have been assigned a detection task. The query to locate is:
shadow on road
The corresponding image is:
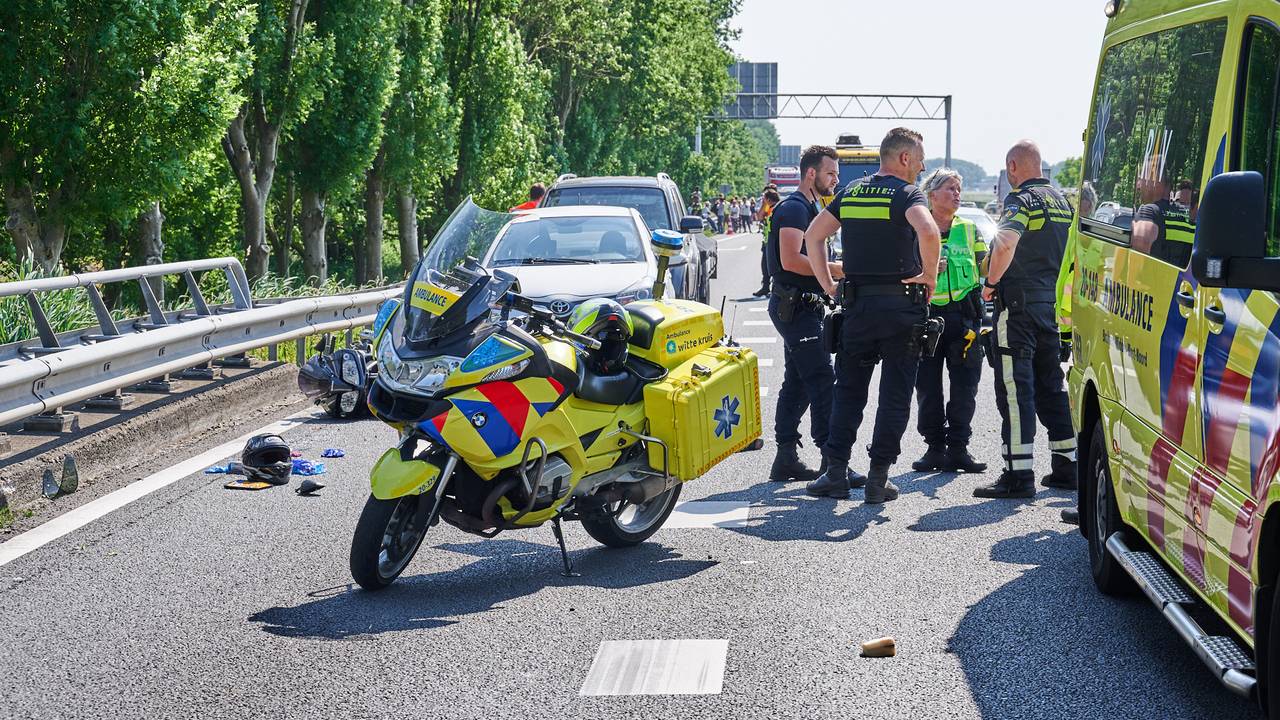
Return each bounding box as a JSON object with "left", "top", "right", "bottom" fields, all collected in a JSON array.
[
  {"left": 248, "top": 540, "right": 714, "bottom": 641},
  {"left": 950, "top": 529, "right": 1262, "bottom": 719}
]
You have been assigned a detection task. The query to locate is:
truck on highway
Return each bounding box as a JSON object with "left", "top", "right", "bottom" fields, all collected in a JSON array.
[
  {"left": 1068, "top": 0, "right": 1280, "bottom": 713},
  {"left": 835, "top": 133, "right": 878, "bottom": 190},
  {"left": 764, "top": 165, "right": 800, "bottom": 196}
]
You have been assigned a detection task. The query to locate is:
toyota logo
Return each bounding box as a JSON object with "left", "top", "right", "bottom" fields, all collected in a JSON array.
[{"left": 549, "top": 300, "right": 572, "bottom": 316}]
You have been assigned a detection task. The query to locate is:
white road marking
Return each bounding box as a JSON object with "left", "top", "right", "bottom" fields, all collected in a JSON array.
[
  {"left": 719, "top": 247, "right": 749, "bottom": 253},
  {"left": 580, "top": 639, "right": 728, "bottom": 696},
  {"left": 665, "top": 500, "right": 752, "bottom": 529},
  {"left": 743, "top": 320, "right": 772, "bottom": 326},
  {"left": 0, "top": 411, "right": 313, "bottom": 568},
  {"left": 760, "top": 387, "right": 770, "bottom": 398},
  {"left": 758, "top": 358, "right": 774, "bottom": 367},
  {"left": 736, "top": 337, "right": 777, "bottom": 344},
  {"left": 747, "top": 307, "right": 767, "bottom": 313}
]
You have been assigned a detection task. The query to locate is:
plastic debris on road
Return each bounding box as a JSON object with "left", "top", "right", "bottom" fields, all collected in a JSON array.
[
  {"left": 224, "top": 479, "right": 273, "bottom": 491},
  {"left": 290, "top": 450, "right": 303, "bottom": 458},
  {"left": 860, "top": 637, "right": 896, "bottom": 658},
  {"left": 296, "top": 478, "right": 325, "bottom": 496},
  {"left": 291, "top": 459, "right": 325, "bottom": 476},
  {"left": 320, "top": 448, "right": 345, "bottom": 458},
  {"left": 205, "top": 464, "right": 233, "bottom": 474}
]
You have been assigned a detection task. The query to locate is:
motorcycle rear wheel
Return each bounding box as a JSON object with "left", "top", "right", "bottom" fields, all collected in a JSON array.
[
  {"left": 581, "top": 484, "right": 682, "bottom": 548},
  {"left": 350, "top": 493, "right": 432, "bottom": 590}
]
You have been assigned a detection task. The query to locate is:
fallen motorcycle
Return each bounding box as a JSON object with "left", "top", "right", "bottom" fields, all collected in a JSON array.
[
  {"left": 297, "top": 332, "right": 377, "bottom": 419},
  {"left": 350, "top": 199, "right": 762, "bottom": 589}
]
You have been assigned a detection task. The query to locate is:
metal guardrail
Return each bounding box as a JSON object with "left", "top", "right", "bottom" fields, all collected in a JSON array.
[{"left": 0, "top": 258, "right": 402, "bottom": 429}]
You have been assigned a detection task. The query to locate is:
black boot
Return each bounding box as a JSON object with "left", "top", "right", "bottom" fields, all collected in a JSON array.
[
  {"left": 943, "top": 446, "right": 987, "bottom": 473},
  {"left": 911, "top": 445, "right": 948, "bottom": 471},
  {"left": 770, "top": 441, "right": 821, "bottom": 483},
  {"left": 1041, "top": 454, "right": 1078, "bottom": 489},
  {"left": 753, "top": 281, "right": 770, "bottom": 297},
  {"left": 805, "top": 459, "right": 851, "bottom": 499},
  {"left": 816, "top": 458, "right": 866, "bottom": 488},
  {"left": 1060, "top": 507, "right": 1080, "bottom": 525},
  {"left": 973, "top": 471, "right": 1035, "bottom": 499},
  {"left": 863, "top": 465, "right": 899, "bottom": 504}
]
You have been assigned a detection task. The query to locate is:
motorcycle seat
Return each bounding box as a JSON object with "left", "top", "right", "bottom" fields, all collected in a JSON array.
[{"left": 575, "top": 365, "right": 645, "bottom": 406}]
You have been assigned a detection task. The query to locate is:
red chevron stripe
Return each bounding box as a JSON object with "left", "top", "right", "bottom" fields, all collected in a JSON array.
[
  {"left": 476, "top": 381, "right": 531, "bottom": 437},
  {"left": 1206, "top": 368, "right": 1251, "bottom": 476},
  {"left": 1147, "top": 438, "right": 1176, "bottom": 550}
]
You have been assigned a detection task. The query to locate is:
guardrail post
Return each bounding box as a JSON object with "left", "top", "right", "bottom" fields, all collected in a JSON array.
[
  {"left": 268, "top": 344, "right": 279, "bottom": 362},
  {"left": 138, "top": 277, "right": 168, "bottom": 328},
  {"left": 295, "top": 337, "right": 306, "bottom": 367},
  {"left": 23, "top": 408, "right": 79, "bottom": 433},
  {"left": 215, "top": 353, "right": 252, "bottom": 369},
  {"left": 85, "top": 284, "right": 121, "bottom": 338},
  {"left": 177, "top": 361, "right": 216, "bottom": 380},
  {"left": 83, "top": 388, "right": 135, "bottom": 411},
  {"left": 25, "top": 292, "right": 60, "bottom": 349},
  {"left": 133, "top": 374, "right": 176, "bottom": 393}
]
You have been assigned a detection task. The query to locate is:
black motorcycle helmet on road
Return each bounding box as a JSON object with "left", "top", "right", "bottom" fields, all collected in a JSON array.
[{"left": 241, "top": 433, "right": 292, "bottom": 485}]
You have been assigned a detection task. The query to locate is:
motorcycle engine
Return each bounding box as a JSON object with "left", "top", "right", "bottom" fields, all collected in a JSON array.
[{"left": 519, "top": 455, "right": 573, "bottom": 510}]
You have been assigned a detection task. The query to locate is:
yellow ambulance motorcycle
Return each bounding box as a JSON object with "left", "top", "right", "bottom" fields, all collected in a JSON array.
[{"left": 351, "top": 199, "right": 761, "bottom": 589}]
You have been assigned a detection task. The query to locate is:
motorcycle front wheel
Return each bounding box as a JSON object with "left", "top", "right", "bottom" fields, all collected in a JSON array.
[
  {"left": 350, "top": 493, "right": 432, "bottom": 590},
  {"left": 581, "top": 484, "right": 682, "bottom": 548}
]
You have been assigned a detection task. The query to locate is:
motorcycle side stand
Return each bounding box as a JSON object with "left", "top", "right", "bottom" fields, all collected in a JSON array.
[{"left": 551, "top": 518, "right": 580, "bottom": 578}]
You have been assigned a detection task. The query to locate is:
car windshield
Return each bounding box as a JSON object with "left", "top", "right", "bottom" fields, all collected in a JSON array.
[
  {"left": 958, "top": 209, "right": 998, "bottom": 243},
  {"left": 544, "top": 186, "right": 670, "bottom": 230},
  {"left": 489, "top": 215, "right": 646, "bottom": 266}
]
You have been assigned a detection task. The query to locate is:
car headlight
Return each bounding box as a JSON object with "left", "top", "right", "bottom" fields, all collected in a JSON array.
[
  {"left": 376, "top": 337, "right": 460, "bottom": 397},
  {"left": 616, "top": 280, "right": 654, "bottom": 305}
]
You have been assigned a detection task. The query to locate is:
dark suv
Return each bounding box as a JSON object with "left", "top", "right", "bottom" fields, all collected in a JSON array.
[{"left": 541, "top": 173, "right": 714, "bottom": 304}]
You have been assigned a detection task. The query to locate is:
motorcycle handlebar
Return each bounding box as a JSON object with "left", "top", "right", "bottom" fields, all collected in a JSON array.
[{"left": 500, "top": 293, "right": 604, "bottom": 350}]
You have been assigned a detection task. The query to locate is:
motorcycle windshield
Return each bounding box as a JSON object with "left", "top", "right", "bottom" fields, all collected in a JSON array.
[{"left": 402, "top": 199, "right": 515, "bottom": 345}]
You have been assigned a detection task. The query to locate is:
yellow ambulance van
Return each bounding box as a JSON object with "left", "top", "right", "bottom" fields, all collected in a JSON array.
[{"left": 1070, "top": 0, "right": 1280, "bottom": 711}]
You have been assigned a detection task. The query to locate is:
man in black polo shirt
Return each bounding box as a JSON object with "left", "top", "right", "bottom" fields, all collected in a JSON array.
[
  {"left": 766, "top": 145, "right": 861, "bottom": 485},
  {"left": 803, "top": 128, "right": 941, "bottom": 503},
  {"left": 1132, "top": 175, "right": 1196, "bottom": 267}
]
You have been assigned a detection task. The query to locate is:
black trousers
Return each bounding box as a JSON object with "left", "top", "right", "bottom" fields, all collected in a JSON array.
[
  {"left": 915, "top": 302, "right": 982, "bottom": 450},
  {"left": 759, "top": 244, "right": 769, "bottom": 288},
  {"left": 768, "top": 294, "right": 834, "bottom": 447},
  {"left": 823, "top": 294, "right": 926, "bottom": 468},
  {"left": 992, "top": 299, "right": 1075, "bottom": 474}
]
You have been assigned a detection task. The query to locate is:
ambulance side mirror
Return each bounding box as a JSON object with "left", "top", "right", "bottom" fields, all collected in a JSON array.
[{"left": 1192, "top": 171, "right": 1274, "bottom": 289}]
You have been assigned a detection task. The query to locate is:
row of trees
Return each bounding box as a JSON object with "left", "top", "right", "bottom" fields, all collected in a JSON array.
[{"left": 1, "top": 0, "right": 767, "bottom": 286}]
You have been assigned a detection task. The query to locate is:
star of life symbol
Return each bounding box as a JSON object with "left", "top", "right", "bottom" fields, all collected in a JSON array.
[{"left": 713, "top": 395, "right": 741, "bottom": 439}]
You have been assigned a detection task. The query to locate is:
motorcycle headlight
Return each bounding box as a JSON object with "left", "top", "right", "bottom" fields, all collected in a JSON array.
[
  {"left": 616, "top": 280, "right": 654, "bottom": 305},
  {"left": 336, "top": 349, "right": 364, "bottom": 387},
  {"left": 376, "top": 338, "right": 461, "bottom": 396}
]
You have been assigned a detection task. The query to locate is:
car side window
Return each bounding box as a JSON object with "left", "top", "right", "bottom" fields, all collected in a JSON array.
[
  {"left": 1083, "top": 19, "right": 1227, "bottom": 266},
  {"left": 1238, "top": 22, "right": 1280, "bottom": 257}
]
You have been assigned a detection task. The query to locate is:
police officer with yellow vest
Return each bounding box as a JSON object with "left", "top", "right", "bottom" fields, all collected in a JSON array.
[
  {"left": 910, "top": 168, "right": 988, "bottom": 474},
  {"left": 976, "top": 140, "right": 1076, "bottom": 498},
  {"left": 803, "top": 128, "right": 941, "bottom": 503}
]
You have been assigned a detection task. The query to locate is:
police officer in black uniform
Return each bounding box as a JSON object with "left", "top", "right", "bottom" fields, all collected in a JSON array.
[
  {"left": 1131, "top": 175, "right": 1196, "bottom": 267},
  {"left": 766, "top": 146, "right": 864, "bottom": 486},
  {"left": 803, "top": 128, "right": 941, "bottom": 503},
  {"left": 976, "top": 140, "right": 1076, "bottom": 498}
]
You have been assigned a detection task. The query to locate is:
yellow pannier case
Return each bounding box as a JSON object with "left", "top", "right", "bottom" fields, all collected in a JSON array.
[{"left": 642, "top": 345, "right": 762, "bottom": 481}]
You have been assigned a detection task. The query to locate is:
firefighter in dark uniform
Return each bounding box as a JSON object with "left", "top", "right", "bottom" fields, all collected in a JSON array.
[
  {"left": 1131, "top": 175, "right": 1196, "bottom": 267},
  {"left": 911, "top": 168, "right": 988, "bottom": 474},
  {"left": 976, "top": 140, "right": 1076, "bottom": 498},
  {"left": 766, "top": 146, "right": 864, "bottom": 486},
  {"left": 803, "top": 128, "right": 941, "bottom": 503}
]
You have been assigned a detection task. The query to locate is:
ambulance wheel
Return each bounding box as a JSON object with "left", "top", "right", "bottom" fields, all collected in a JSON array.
[
  {"left": 1083, "top": 419, "right": 1134, "bottom": 596},
  {"left": 1266, "top": 584, "right": 1280, "bottom": 717},
  {"left": 350, "top": 493, "right": 432, "bottom": 590},
  {"left": 582, "top": 484, "right": 682, "bottom": 548}
]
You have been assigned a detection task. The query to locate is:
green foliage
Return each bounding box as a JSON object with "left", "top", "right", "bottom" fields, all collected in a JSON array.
[
  {"left": 3, "top": 0, "right": 745, "bottom": 280},
  {"left": 1054, "top": 156, "right": 1083, "bottom": 191},
  {"left": 925, "top": 158, "right": 990, "bottom": 188},
  {"left": 293, "top": 0, "right": 400, "bottom": 198}
]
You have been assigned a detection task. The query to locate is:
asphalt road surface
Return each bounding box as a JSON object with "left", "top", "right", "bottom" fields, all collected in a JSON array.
[{"left": 0, "top": 233, "right": 1261, "bottom": 719}]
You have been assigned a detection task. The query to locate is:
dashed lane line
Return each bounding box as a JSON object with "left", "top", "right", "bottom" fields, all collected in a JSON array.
[
  {"left": 760, "top": 387, "right": 770, "bottom": 398},
  {"left": 0, "top": 411, "right": 313, "bottom": 568},
  {"left": 743, "top": 320, "right": 772, "bottom": 326},
  {"left": 758, "top": 358, "right": 774, "bottom": 367},
  {"left": 736, "top": 337, "right": 777, "bottom": 344},
  {"left": 747, "top": 307, "right": 767, "bottom": 313},
  {"left": 579, "top": 639, "right": 728, "bottom": 696}
]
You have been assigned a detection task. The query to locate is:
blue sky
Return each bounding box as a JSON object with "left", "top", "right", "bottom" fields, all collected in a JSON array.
[{"left": 729, "top": 0, "right": 1110, "bottom": 177}]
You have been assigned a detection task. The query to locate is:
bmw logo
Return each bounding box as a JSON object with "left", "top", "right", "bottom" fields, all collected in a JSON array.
[
  {"left": 470, "top": 412, "right": 487, "bottom": 428},
  {"left": 549, "top": 300, "right": 572, "bottom": 316}
]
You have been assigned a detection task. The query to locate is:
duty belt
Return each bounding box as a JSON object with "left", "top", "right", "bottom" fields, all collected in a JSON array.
[
  {"left": 841, "top": 282, "right": 927, "bottom": 305},
  {"left": 997, "top": 287, "right": 1056, "bottom": 302}
]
